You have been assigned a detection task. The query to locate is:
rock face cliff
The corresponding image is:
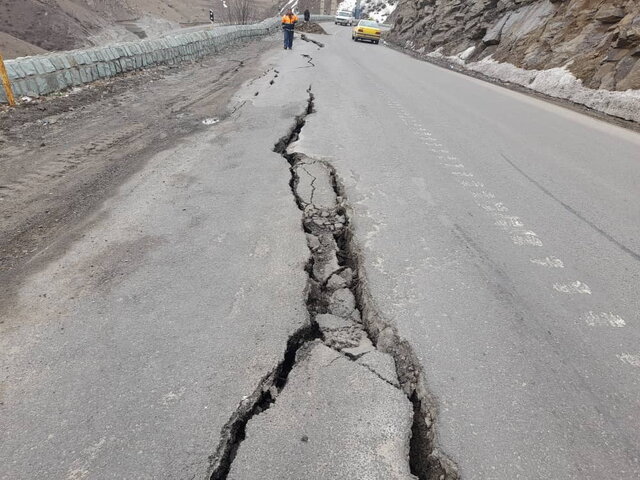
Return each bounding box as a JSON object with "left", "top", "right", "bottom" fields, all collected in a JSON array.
[{"left": 388, "top": 0, "right": 640, "bottom": 91}]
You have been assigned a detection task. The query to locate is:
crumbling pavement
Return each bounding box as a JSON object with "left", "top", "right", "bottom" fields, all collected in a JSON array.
[{"left": 208, "top": 88, "right": 459, "bottom": 480}]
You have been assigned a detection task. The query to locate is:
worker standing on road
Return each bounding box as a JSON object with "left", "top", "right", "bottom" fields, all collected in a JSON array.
[
  {"left": 282, "top": 9, "right": 298, "bottom": 50},
  {"left": 304, "top": 9, "right": 310, "bottom": 22}
]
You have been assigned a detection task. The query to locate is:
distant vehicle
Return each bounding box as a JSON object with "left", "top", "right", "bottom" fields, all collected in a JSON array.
[
  {"left": 335, "top": 10, "right": 355, "bottom": 26},
  {"left": 352, "top": 20, "right": 381, "bottom": 44}
]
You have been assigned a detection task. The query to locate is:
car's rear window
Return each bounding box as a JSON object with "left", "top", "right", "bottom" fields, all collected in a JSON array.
[
  {"left": 338, "top": 11, "right": 351, "bottom": 16},
  {"left": 359, "top": 20, "right": 379, "bottom": 27}
]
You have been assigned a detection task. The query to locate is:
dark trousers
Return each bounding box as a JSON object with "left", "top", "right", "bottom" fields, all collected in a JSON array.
[{"left": 284, "top": 29, "right": 294, "bottom": 49}]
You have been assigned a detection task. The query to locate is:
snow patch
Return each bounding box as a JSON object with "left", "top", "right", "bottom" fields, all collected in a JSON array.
[
  {"left": 469, "top": 57, "right": 640, "bottom": 123},
  {"left": 338, "top": 0, "right": 356, "bottom": 12},
  {"left": 421, "top": 46, "right": 640, "bottom": 124},
  {"left": 458, "top": 46, "right": 476, "bottom": 61}
]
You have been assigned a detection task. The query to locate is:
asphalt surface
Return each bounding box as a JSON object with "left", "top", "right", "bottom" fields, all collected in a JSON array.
[
  {"left": 2, "top": 23, "right": 640, "bottom": 480},
  {"left": 228, "top": 342, "right": 414, "bottom": 480},
  {"left": 292, "top": 23, "right": 640, "bottom": 479},
  {"left": 0, "top": 43, "right": 316, "bottom": 479}
]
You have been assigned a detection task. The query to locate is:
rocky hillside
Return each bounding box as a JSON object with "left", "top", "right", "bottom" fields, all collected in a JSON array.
[{"left": 388, "top": 0, "right": 640, "bottom": 91}]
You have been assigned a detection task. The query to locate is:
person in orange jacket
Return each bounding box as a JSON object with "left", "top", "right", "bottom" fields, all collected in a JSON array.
[{"left": 282, "top": 10, "right": 298, "bottom": 50}]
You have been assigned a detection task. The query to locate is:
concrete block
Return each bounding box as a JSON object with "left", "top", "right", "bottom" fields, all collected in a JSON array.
[
  {"left": 56, "top": 71, "right": 71, "bottom": 89},
  {"left": 95, "top": 63, "right": 107, "bottom": 78},
  {"left": 19, "top": 60, "right": 39, "bottom": 76},
  {"left": 69, "top": 68, "right": 82, "bottom": 85},
  {"left": 78, "top": 66, "right": 91, "bottom": 83},
  {"left": 100, "top": 48, "right": 112, "bottom": 61},
  {"left": 121, "top": 57, "right": 134, "bottom": 71},
  {"left": 61, "top": 55, "right": 73, "bottom": 69},
  {"left": 34, "top": 76, "right": 51, "bottom": 95},
  {"left": 5, "top": 63, "right": 23, "bottom": 80},
  {"left": 48, "top": 56, "right": 66, "bottom": 70},
  {"left": 9, "top": 78, "right": 24, "bottom": 97},
  {"left": 31, "top": 59, "right": 49, "bottom": 74},
  {"left": 74, "top": 53, "right": 91, "bottom": 65},
  {"left": 25, "top": 77, "right": 40, "bottom": 96}
]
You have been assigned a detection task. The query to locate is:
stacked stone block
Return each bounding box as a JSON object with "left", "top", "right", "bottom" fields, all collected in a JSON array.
[{"left": 0, "top": 19, "right": 283, "bottom": 103}]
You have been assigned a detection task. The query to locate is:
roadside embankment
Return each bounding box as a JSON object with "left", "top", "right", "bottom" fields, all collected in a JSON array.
[
  {"left": 0, "top": 15, "right": 335, "bottom": 104},
  {"left": 0, "top": 19, "right": 278, "bottom": 103}
]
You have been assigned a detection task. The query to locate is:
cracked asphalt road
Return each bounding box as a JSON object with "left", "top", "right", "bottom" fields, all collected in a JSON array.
[
  {"left": 292, "top": 23, "right": 640, "bottom": 479},
  {"left": 0, "top": 38, "right": 318, "bottom": 479},
  {"left": 2, "top": 22, "right": 640, "bottom": 480}
]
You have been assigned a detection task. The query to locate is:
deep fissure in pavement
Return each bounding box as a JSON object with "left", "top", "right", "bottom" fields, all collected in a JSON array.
[
  {"left": 300, "top": 34, "right": 325, "bottom": 48},
  {"left": 209, "top": 88, "right": 458, "bottom": 480},
  {"left": 208, "top": 325, "right": 319, "bottom": 480},
  {"left": 278, "top": 88, "right": 459, "bottom": 480}
]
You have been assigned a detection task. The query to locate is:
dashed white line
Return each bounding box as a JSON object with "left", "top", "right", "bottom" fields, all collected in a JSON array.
[
  {"left": 512, "top": 234, "right": 543, "bottom": 246},
  {"left": 530, "top": 256, "right": 564, "bottom": 268},
  {"left": 617, "top": 353, "right": 640, "bottom": 368},
  {"left": 582, "top": 311, "right": 626, "bottom": 327},
  {"left": 553, "top": 281, "right": 592, "bottom": 294}
]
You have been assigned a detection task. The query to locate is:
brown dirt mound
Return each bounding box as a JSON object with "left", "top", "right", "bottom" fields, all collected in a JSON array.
[
  {"left": 0, "top": 32, "right": 47, "bottom": 59},
  {"left": 296, "top": 22, "right": 327, "bottom": 34},
  {"left": 0, "top": 0, "right": 286, "bottom": 55}
]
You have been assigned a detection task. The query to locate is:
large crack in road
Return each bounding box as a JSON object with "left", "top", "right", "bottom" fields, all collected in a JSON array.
[{"left": 208, "top": 88, "right": 459, "bottom": 479}]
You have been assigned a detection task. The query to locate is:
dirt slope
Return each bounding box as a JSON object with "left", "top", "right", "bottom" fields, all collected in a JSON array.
[
  {"left": 0, "top": 32, "right": 47, "bottom": 59},
  {"left": 0, "top": 0, "right": 280, "bottom": 57},
  {"left": 388, "top": 0, "right": 640, "bottom": 91}
]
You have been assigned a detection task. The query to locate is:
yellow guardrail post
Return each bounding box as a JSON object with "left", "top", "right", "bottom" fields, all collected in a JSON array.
[{"left": 0, "top": 52, "right": 17, "bottom": 107}]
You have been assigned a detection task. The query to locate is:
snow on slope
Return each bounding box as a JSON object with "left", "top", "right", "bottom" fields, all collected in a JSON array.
[
  {"left": 337, "top": 0, "right": 397, "bottom": 23},
  {"left": 425, "top": 48, "right": 640, "bottom": 124}
]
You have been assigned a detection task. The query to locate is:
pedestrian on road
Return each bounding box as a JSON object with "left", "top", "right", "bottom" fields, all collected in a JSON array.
[
  {"left": 282, "top": 9, "right": 298, "bottom": 50},
  {"left": 304, "top": 9, "right": 310, "bottom": 22}
]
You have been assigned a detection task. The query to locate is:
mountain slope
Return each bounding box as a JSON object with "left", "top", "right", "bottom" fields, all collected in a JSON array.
[{"left": 0, "top": 0, "right": 279, "bottom": 57}]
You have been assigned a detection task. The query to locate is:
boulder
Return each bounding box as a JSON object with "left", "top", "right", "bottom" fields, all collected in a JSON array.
[{"left": 596, "top": 6, "right": 625, "bottom": 24}]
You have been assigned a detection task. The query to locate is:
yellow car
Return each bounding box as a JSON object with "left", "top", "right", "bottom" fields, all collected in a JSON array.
[{"left": 352, "top": 20, "right": 381, "bottom": 44}]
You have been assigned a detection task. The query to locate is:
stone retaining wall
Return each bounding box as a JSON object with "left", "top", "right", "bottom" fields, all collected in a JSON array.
[{"left": 1, "top": 16, "right": 332, "bottom": 103}]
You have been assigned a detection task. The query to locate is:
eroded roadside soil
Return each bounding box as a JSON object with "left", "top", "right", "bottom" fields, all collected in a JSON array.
[{"left": 0, "top": 35, "right": 279, "bottom": 314}]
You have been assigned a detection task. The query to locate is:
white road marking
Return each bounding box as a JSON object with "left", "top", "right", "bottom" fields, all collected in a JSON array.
[
  {"left": 471, "top": 191, "right": 496, "bottom": 199},
  {"left": 494, "top": 214, "right": 524, "bottom": 228},
  {"left": 530, "top": 257, "right": 564, "bottom": 268},
  {"left": 480, "top": 203, "right": 509, "bottom": 213},
  {"left": 617, "top": 353, "right": 640, "bottom": 368},
  {"left": 512, "top": 234, "right": 543, "bottom": 246},
  {"left": 553, "top": 281, "right": 592, "bottom": 294},
  {"left": 582, "top": 311, "right": 626, "bottom": 327},
  {"left": 460, "top": 180, "right": 484, "bottom": 188}
]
